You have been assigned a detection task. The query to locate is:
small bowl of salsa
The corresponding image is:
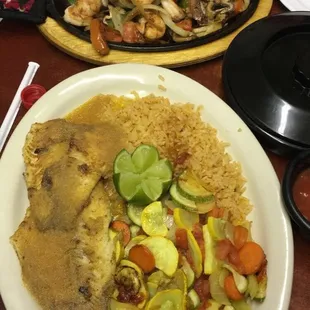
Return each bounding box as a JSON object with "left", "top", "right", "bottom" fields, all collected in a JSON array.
[{"left": 282, "top": 150, "right": 310, "bottom": 239}]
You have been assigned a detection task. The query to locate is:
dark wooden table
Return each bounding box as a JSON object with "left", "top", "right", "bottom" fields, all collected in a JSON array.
[{"left": 0, "top": 1, "right": 309, "bottom": 309}]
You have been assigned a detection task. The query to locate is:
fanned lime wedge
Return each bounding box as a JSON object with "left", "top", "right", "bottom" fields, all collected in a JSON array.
[
  {"left": 141, "top": 179, "right": 163, "bottom": 202},
  {"left": 113, "top": 173, "right": 141, "bottom": 200},
  {"left": 143, "top": 159, "right": 173, "bottom": 181},
  {"left": 131, "top": 145, "right": 159, "bottom": 173},
  {"left": 114, "top": 149, "right": 136, "bottom": 174},
  {"left": 113, "top": 145, "right": 173, "bottom": 206}
]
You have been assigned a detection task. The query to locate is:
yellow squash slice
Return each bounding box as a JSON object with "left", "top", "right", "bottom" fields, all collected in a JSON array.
[
  {"left": 146, "top": 289, "right": 185, "bottom": 310},
  {"left": 141, "top": 202, "right": 168, "bottom": 237},
  {"left": 140, "top": 236, "right": 178, "bottom": 276}
]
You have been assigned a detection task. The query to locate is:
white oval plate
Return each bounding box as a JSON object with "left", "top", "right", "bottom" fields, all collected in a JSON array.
[
  {"left": 280, "top": 0, "right": 310, "bottom": 11},
  {"left": 0, "top": 64, "right": 293, "bottom": 310}
]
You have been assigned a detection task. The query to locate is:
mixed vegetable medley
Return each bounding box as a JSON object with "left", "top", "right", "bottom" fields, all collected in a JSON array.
[
  {"left": 109, "top": 144, "right": 267, "bottom": 309},
  {"left": 84, "top": 0, "right": 250, "bottom": 55}
]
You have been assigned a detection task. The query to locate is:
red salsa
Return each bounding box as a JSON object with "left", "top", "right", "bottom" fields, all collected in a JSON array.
[
  {"left": 293, "top": 169, "right": 310, "bottom": 221},
  {"left": 117, "top": 286, "right": 145, "bottom": 305}
]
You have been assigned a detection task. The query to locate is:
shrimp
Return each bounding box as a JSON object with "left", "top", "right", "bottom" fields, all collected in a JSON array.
[
  {"left": 122, "top": 22, "right": 145, "bottom": 43},
  {"left": 64, "top": 0, "right": 102, "bottom": 27},
  {"left": 144, "top": 11, "right": 166, "bottom": 40}
]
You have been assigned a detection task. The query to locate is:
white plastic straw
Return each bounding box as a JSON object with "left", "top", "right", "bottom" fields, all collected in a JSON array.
[{"left": 0, "top": 61, "right": 40, "bottom": 153}]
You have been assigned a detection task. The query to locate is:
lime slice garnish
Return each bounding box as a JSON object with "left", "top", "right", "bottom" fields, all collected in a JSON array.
[
  {"left": 115, "top": 173, "right": 141, "bottom": 200},
  {"left": 141, "top": 179, "right": 163, "bottom": 202},
  {"left": 131, "top": 145, "right": 159, "bottom": 173},
  {"left": 114, "top": 149, "right": 136, "bottom": 174},
  {"left": 143, "top": 159, "right": 173, "bottom": 181},
  {"left": 113, "top": 144, "right": 173, "bottom": 205}
]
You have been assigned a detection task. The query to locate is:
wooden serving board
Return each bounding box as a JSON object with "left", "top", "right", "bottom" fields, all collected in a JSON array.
[{"left": 38, "top": 0, "right": 273, "bottom": 68}]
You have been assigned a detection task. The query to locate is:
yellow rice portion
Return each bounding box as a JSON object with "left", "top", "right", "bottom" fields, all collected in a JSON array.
[{"left": 66, "top": 94, "right": 252, "bottom": 225}]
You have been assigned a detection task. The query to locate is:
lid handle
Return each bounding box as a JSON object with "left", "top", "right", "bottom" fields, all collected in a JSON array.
[{"left": 293, "top": 46, "right": 310, "bottom": 90}]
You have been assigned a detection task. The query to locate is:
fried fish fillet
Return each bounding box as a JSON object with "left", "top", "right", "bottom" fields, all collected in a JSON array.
[
  {"left": 11, "top": 119, "right": 127, "bottom": 309},
  {"left": 23, "top": 119, "right": 126, "bottom": 231},
  {"left": 64, "top": 0, "right": 102, "bottom": 26},
  {"left": 23, "top": 119, "right": 124, "bottom": 190},
  {"left": 11, "top": 181, "right": 116, "bottom": 310}
]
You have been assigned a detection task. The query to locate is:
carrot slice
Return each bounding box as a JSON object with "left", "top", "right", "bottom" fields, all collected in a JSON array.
[
  {"left": 238, "top": 242, "right": 265, "bottom": 275},
  {"left": 224, "top": 274, "right": 244, "bottom": 301},
  {"left": 175, "top": 228, "right": 188, "bottom": 250},
  {"left": 128, "top": 244, "right": 156, "bottom": 273},
  {"left": 110, "top": 221, "right": 131, "bottom": 246},
  {"left": 233, "top": 225, "right": 248, "bottom": 250}
]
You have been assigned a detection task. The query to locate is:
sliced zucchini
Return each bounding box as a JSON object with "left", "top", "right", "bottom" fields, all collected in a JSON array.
[
  {"left": 209, "top": 270, "right": 231, "bottom": 306},
  {"left": 181, "top": 256, "right": 195, "bottom": 288},
  {"left": 164, "top": 269, "right": 187, "bottom": 296},
  {"left": 148, "top": 270, "right": 171, "bottom": 287},
  {"left": 169, "top": 183, "right": 198, "bottom": 212},
  {"left": 196, "top": 200, "right": 216, "bottom": 214},
  {"left": 246, "top": 274, "right": 258, "bottom": 299},
  {"left": 147, "top": 282, "right": 158, "bottom": 298},
  {"left": 170, "top": 182, "right": 215, "bottom": 214},
  {"left": 177, "top": 170, "right": 214, "bottom": 202},
  {"left": 161, "top": 196, "right": 178, "bottom": 211},
  {"left": 231, "top": 300, "right": 251, "bottom": 310},
  {"left": 207, "top": 217, "right": 226, "bottom": 241},
  {"left": 202, "top": 224, "right": 218, "bottom": 275},
  {"left": 188, "top": 289, "right": 200, "bottom": 308},
  {"left": 129, "top": 225, "right": 141, "bottom": 238},
  {"left": 127, "top": 204, "right": 144, "bottom": 226},
  {"left": 254, "top": 274, "right": 267, "bottom": 302},
  {"left": 187, "top": 230, "right": 203, "bottom": 277}
]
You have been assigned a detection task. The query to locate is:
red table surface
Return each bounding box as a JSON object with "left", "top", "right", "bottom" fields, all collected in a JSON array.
[{"left": 0, "top": 1, "right": 309, "bottom": 309}]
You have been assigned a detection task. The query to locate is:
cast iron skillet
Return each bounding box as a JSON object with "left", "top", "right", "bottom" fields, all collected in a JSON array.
[{"left": 46, "top": 0, "right": 259, "bottom": 52}]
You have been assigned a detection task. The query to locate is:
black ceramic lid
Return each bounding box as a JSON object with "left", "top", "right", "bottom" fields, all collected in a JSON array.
[{"left": 223, "top": 12, "right": 310, "bottom": 151}]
